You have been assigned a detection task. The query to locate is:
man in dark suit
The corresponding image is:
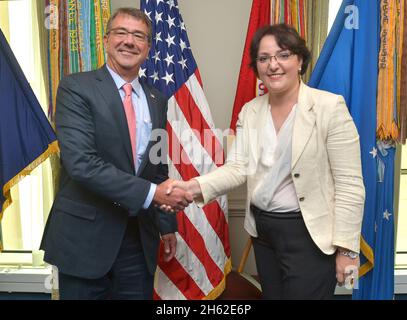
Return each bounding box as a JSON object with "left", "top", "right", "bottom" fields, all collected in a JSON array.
[{"left": 41, "top": 8, "right": 192, "bottom": 300}]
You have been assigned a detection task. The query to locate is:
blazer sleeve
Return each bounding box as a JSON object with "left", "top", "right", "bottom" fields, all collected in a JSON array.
[
  {"left": 194, "top": 103, "right": 250, "bottom": 205},
  {"left": 327, "top": 96, "right": 365, "bottom": 252},
  {"left": 56, "top": 75, "right": 151, "bottom": 215}
]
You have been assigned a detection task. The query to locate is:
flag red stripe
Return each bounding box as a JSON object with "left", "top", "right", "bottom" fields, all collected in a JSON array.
[
  {"left": 167, "top": 123, "right": 230, "bottom": 257},
  {"left": 174, "top": 82, "right": 224, "bottom": 167},
  {"left": 176, "top": 211, "right": 225, "bottom": 288},
  {"left": 158, "top": 241, "right": 206, "bottom": 299},
  {"left": 201, "top": 201, "right": 231, "bottom": 257},
  {"left": 194, "top": 68, "right": 203, "bottom": 87},
  {"left": 167, "top": 122, "right": 200, "bottom": 179}
]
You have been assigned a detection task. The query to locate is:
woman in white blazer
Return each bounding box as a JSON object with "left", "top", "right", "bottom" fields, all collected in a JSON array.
[{"left": 166, "top": 24, "right": 365, "bottom": 299}]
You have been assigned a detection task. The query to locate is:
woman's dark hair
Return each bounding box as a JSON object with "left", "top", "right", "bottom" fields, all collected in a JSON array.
[{"left": 249, "top": 24, "right": 311, "bottom": 77}]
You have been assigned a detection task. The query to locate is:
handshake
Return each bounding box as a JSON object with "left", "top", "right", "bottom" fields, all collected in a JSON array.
[{"left": 152, "top": 179, "right": 202, "bottom": 213}]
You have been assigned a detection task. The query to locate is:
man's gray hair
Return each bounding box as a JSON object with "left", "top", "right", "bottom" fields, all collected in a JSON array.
[{"left": 106, "top": 8, "right": 152, "bottom": 44}]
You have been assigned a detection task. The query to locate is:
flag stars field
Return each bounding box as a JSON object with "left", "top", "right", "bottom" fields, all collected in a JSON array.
[
  {"left": 139, "top": 67, "right": 147, "bottom": 78},
  {"left": 180, "top": 39, "right": 188, "bottom": 51},
  {"left": 167, "top": 16, "right": 176, "bottom": 29},
  {"left": 178, "top": 57, "right": 188, "bottom": 70},
  {"left": 155, "top": 11, "right": 163, "bottom": 24},
  {"left": 150, "top": 71, "right": 160, "bottom": 83},
  {"left": 164, "top": 53, "right": 175, "bottom": 67},
  {"left": 162, "top": 71, "right": 174, "bottom": 85},
  {"left": 165, "top": 34, "right": 176, "bottom": 47},
  {"left": 168, "top": 0, "right": 177, "bottom": 10},
  {"left": 155, "top": 31, "right": 162, "bottom": 44},
  {"left": 153, "top": 51, "right": 161, "bottom": 63},
  {"left": 144, "top": 10, "right": 152, "bottom": 20}
]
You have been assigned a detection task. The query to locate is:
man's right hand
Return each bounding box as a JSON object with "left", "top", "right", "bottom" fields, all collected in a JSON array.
[{"left": 153, "top": 179, "right": 193, "bottom": 213}]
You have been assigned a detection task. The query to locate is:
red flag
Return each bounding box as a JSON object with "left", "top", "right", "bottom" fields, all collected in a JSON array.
[{"left": 229, "top": 0, "right": 271, "bottom": 132}]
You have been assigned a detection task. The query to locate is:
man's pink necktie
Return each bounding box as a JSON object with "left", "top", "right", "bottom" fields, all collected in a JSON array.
[{"left": 122, "top": 83, "right": 136, "bottom": 163}]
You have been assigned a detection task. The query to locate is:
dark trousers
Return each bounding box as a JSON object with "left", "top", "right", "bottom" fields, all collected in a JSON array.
[
  {"left": 58, "top": 218, "right": 153, "bottom": 300},
  {"left": 251, "top": 206, "right": 337, "bottom": 300}
]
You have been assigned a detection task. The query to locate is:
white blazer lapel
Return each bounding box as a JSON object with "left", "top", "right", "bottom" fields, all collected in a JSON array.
[{"left": 292, "top": 83, "right": 316, "bottom": 169}]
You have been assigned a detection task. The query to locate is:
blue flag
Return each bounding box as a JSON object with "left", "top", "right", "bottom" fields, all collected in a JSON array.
[
  {"left": 0, "top": 29, "right": 58, "bottom": 236},
  {"left": 309, "top": 0, "right": 394, "bottom": 299}
]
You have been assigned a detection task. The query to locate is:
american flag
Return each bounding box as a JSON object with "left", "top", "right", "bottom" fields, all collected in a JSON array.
[{"left": 140, "top": 0, "right": 231, "bottom": 300}]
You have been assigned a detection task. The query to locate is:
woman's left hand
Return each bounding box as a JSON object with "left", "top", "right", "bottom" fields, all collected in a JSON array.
[{"left": 335, "top": 251, "right": 360, "bottom": 287}]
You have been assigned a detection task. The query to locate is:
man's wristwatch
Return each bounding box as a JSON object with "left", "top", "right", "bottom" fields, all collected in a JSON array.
[{"left": 338, "top": 249, "right": 359, "bottom": 259}]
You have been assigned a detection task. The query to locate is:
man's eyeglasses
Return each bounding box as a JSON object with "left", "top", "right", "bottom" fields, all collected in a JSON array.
[
  {"left": 108, "top": 28, "right": 149, "bottom": 43},
  {"left": 256, "top": 51, "right": 293, "bottom": 64}
]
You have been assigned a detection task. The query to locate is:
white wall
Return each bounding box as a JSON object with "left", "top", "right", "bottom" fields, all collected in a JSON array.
[
  {"left": 328, "top": 0, "right": 343, "bottom": 33},
  {"left": 177, "top": 0, "right": 252, "bottom": 130}
]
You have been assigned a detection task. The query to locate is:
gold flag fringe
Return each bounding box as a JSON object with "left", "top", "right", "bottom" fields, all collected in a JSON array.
[
  {"left": 359, "top": 236, "right": 375, "bottom": 278},
  {"left": 1, "top": 141, "right": 59, "bottom": 222},
  {"left": 203, "top": 258, "right": 232, "bottom": 300}
]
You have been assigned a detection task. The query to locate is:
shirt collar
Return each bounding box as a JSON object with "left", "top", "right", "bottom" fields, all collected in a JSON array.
[{"left": 106, "top": 64, "right": 141, "bottom": 97}]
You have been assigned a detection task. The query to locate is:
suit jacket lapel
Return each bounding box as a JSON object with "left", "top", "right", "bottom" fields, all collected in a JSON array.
[
  {"left": 94, "top": 65, "right": 134, "bottom": 168},
  {"left": 292, "top": 82, "right": 316, "bottom": 169},
  {"left": 137, "top": 82, "right": 160, "bottom": 175}
]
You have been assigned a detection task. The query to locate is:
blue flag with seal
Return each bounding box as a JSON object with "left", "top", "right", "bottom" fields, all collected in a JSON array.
[
  {"left": 309, "top": 0, "right": 394, "bottom": 299},
  {"left": 0, "top": 28, "right": 58, "bottom": 248}
]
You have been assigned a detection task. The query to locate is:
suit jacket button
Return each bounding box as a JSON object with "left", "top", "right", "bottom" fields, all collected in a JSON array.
[
  {"left": 294, "top": 173, "right": 300, "bottom": 178},
  {"left": 299, "top": 197, "right": 305, "bottom": 202}
]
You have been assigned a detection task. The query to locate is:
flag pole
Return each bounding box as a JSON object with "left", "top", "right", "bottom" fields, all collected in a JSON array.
[{"left": 237, "top": 238, "right": 252, "bottom": 273}]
